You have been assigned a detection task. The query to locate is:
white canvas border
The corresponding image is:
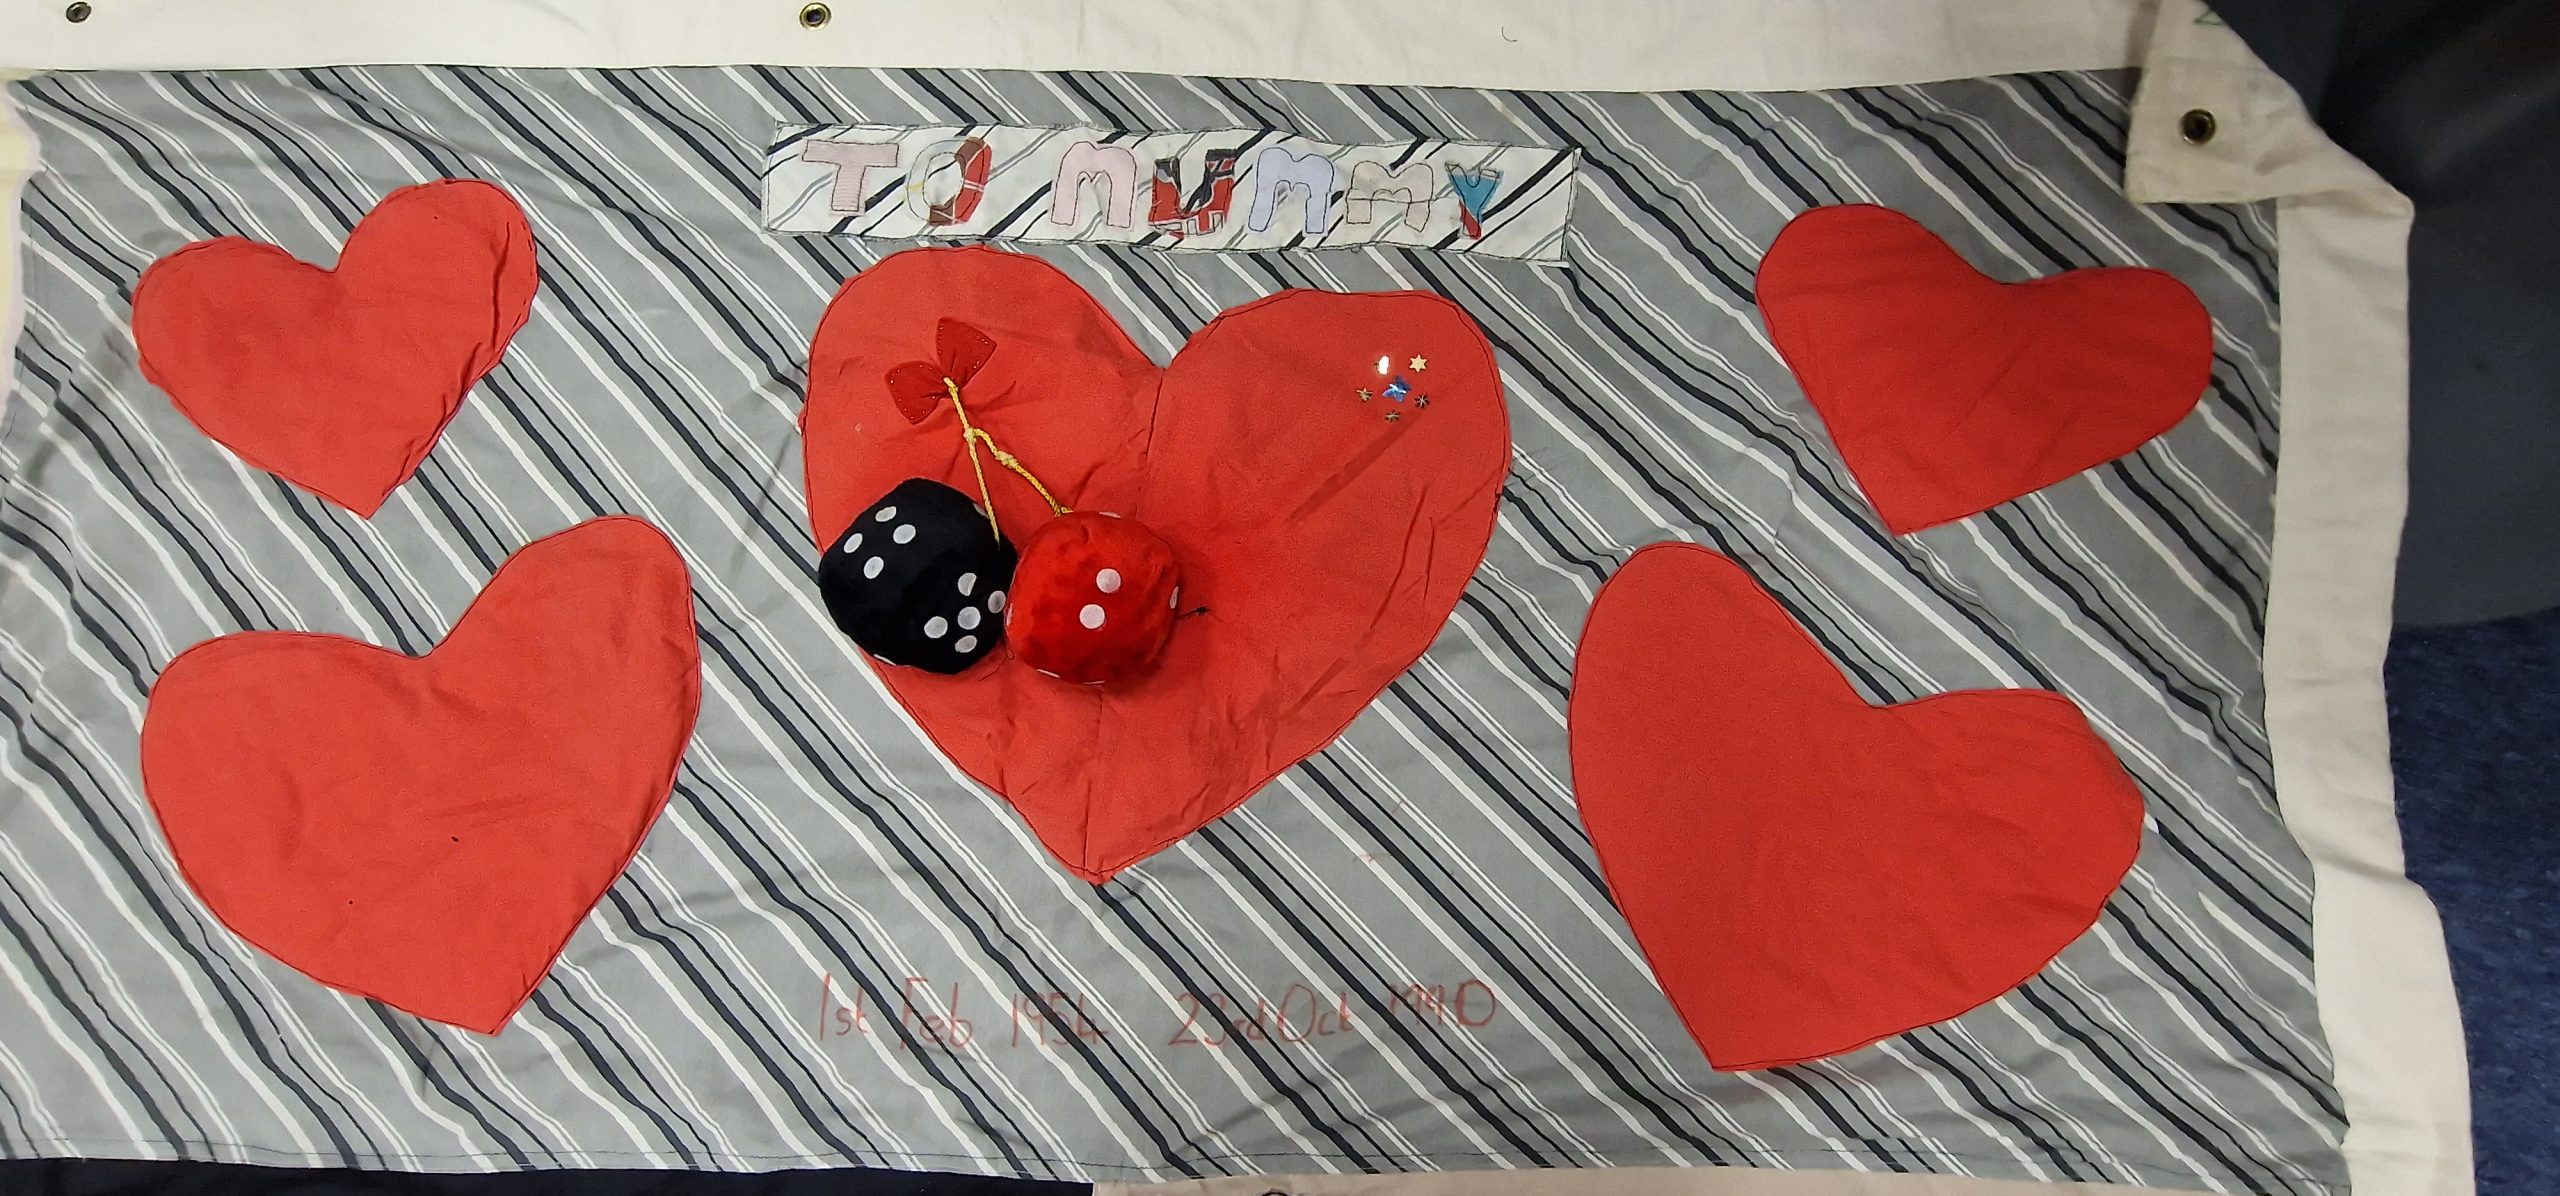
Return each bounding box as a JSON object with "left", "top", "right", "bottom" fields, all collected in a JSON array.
[{"left": 0, "top": 0, "right": 2150, "bottom": 91}]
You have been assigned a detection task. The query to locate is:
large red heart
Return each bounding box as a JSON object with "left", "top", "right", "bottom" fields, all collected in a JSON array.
[
  {"left": 139, "top": 517, "right": 700, "bottom": 1034},
  {"left": 1569, "top": 543, "right": 2142, "bottom": 1070},
  {"left": 1754, "top": 204, "right": 2212, "bottom": 535},
  {"left": 804, "top": 248, "right": 1509, "bottom": 882},
  {"left": 131, "top": 179, "right": 538, "bottom": 517}
]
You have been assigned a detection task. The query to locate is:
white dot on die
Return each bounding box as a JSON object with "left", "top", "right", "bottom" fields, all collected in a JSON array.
[
  {"left": 922, "top": 616, "right": 947, "bottom": 639},
  {"left": 862, "top": 556, "right": 884, "bottom": 580},
  {"left": 957, "top": 607, "right": 981, "bottom": 630},
  {"left": 957, "top": 572, "right": 977, "bottom": 596},
  {"left": 1095, "top": 568, "right": 1122, "bottom": 594},
  {"left": 988, "top": 590, "right": 1008, "bottom": 613},
  {"left": 953, "top": 635, "right": 978, "bottom": 654},
  {"left": 841, "top": 531, "right": 862, "bottom": 553},
  {"left": 893, "top": 524, "right": 917, "bottom": 544},
  {"left": 1079, "top": 603, "right": 1106, "bottom": 629},
  {"left": 875, "top": 505, "right": 898, "bottom": 522}
]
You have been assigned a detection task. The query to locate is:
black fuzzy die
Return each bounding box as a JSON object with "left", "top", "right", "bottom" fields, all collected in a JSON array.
[{"left": 818, "top": 478, "right": 1018, "bottom": 675}]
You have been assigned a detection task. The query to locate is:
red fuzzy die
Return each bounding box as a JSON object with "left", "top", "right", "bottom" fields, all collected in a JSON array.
[{"left": 1007, "top": 512, "right": 1181, "bottom": 685}]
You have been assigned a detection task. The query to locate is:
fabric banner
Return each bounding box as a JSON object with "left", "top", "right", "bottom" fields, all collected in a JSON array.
[
  {"left": 763, "top": 124, "right": 1577, "bottom": 263},
  {"left": 0, "top": 61, "right": 2342, "bottom": 1192}
]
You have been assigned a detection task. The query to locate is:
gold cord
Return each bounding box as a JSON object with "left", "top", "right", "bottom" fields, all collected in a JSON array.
[{"left": 945, "top": 377, "right": 1068, "bottom": 539}]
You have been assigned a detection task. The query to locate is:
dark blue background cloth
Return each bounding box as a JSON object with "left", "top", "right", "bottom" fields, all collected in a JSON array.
[
  {"left": 2211, "top": 0, "right": 2560, "bottom": 625},
  {"left": 2389, "top": 608, "right": 2560, "bottom": 1195}
]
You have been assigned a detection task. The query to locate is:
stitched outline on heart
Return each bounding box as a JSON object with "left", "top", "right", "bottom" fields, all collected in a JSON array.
[
  {"left": 131, "top": 178, "right": 538, "bottom": 518},
  {"left": 802, "top": 247, "right": 1511, "bottom": 883},
  {"left": 139, "top": 516, "right": 700, "bottom": 1034},
  {"left": 1568, "top": 542, "right": 2145, "bottom": 1070},
  {"left": 1753, "top": 203, "right": 2213, "bottom": 535}
]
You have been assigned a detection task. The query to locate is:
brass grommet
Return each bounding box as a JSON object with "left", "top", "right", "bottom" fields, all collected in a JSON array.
[
  {"left": 2178, "top": 108, "right": 2218, "bottom": 146},
  {"left": 798, "top": 2, "right": 831, "bottom": 28},
  {"left": 64, "top": 1, "right": 93, "bottom": 22}
]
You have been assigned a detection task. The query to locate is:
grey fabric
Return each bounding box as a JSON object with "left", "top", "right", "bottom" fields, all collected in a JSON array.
[{"left": 0, "top": 66, "right": 2337, "bottom": 1192}]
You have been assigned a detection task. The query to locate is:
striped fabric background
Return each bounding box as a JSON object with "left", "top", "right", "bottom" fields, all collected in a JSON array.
[{"left": 0, "top": 65, "right": 2339, "bottom": 1193}]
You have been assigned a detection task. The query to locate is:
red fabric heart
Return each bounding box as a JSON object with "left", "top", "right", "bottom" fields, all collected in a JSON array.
[
  {"left": 804, "top": 248, "right": 1509, "bottom": 882},
  {"left": 1569, "top": 543, "right": 2142, "bottom": 1070},
  {"left": 131, "top": 179, "right": 538, "bottom": 517},
  {"left": 140, "top": 517, "right": 700, "bottom": 1034},
  {"left": 1754, "top": 204, "right": 2212, "bottom": 535}
]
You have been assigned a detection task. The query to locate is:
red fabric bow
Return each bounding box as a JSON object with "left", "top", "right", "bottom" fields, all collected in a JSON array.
[{"left": 884, "top": 318, "right": 998, "bottom": 424}]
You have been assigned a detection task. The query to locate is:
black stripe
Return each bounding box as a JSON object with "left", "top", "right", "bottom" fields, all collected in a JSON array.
[
  {"left": 1180, "top": 823, "right": 1573, "bottom": 1165},
  {"left": 1086, "top": 887, "right": 1399, "bottom": 1168},
  {"left": 439, "top": 67, "right": 1272, "bottom": 1161},
  {"left": 2097, "top": 907, "right": 2341, "bottom": 1115},
  {"left": 1358, "top": 251, "right": 1925, "bottom": 698},
  {"left": 1902, "top": 1029, "right": 2107, "bottom": 1182},
  {"left": 15, "top": 338, "right": 584, "bottom": 1158},
  {"left": 1681, "top": 93, "right": 1844, "bottom": 209},
  {"left": 276, "top": 66, "right": 1098, "bottom": 1165},
  {"left": 1384, "top": 113, "right": 2312, "bottom": 989},
  {"left": 47, "top": 69, "right": 936, "bottom": 1161},
  {"left": 2013, "top": 977, "right": 2312, "bottom": 1194},
  {"left": 1280, "top": 759, "right": 1746, "bottom": 1160},
  {"left": 1982, "top": 509, "right": 2279, "bottom": 786},
  {"left": 2002, "top": 76, "right": 2281, "bottom": 298},
  {"left": 362, "top": 1003, "right": 546, "bottom": 1164},
  {"left": 0, "top": 650, "right": 381, "bottom": 1161},
  {"left": 0, "top": 862, "right": 203, "bottom": 1147},
  {"left": 522, "top": 989, "right": 716, "bottom": 1164},
  {"left": 1382, "top": 682, "right": 1598, "bottom": 895}
]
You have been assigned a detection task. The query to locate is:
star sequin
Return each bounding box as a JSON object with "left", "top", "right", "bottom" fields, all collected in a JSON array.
[
  {"left": 1384, "top": 410, "right": 1403, "bottom": 422},
  {"left": 1356, "top": 387, "right": 1373, "bottom": 402},
  {"left": 1408, "top": 355, "right": 1429, "bottom": 372}
]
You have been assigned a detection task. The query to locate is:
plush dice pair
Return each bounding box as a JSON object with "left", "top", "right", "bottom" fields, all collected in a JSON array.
[{"left": 820, "top": 478, "right": 1181, "bottom": 684}]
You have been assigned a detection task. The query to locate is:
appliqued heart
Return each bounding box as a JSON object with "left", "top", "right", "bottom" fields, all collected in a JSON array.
[
  {"left": 804, "top": 248, "right": 1510, "bottom": 882},
  {"left": 140, "top": 517, "right": 700, "bottom": 1034},
  {"left": 1754, "top": 204, "right": 2212, "bottom": 535},
  {"left": 131, "top": 178, "right": 538, "bottom": 517},
  {"left": 1569, "top": 543, "right": 2143, "bottom": 1070}
]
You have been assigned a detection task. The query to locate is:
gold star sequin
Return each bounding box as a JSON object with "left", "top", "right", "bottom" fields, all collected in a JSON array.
[
  {"left": 1415, "top": 395, "right": 1432, "bottom": 410},
  {"left": 1384, "top": 410, "right": 1403, "bottom": 422},
  {"left": 1408, "top": 355, "right": 1429, "bottom": 372},
  {"left": 1356, "top": 387, "right": 1373, "bottom": 402}
]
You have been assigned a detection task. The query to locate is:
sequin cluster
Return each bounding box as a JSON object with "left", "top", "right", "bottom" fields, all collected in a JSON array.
[{"left": 1357, "top": 354, "right": 1433, "bottom": 422}]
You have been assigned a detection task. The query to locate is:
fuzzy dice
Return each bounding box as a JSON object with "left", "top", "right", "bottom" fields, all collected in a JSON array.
[
  {"left": 1007, "top": 511, "right": 1182, "bottom": 685},
  {"left": 818, "top": 478, "right": 1017, "bottom": 674}
]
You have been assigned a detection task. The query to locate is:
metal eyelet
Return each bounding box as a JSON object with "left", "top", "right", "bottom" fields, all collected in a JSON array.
[
  {"left": 65, "top": 2, "right": 94, "bottom": 22},
  {"left": 2178, "top": 108, "right": 2218, "bottom": 146},
  {"left": 798, "top": 2, "right": 831, "bottom": 28}
]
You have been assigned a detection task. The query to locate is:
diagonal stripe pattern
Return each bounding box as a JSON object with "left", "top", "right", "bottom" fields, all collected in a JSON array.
[{"left": 0, "top": 65, "right": 2339, "bottom": 1193}]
